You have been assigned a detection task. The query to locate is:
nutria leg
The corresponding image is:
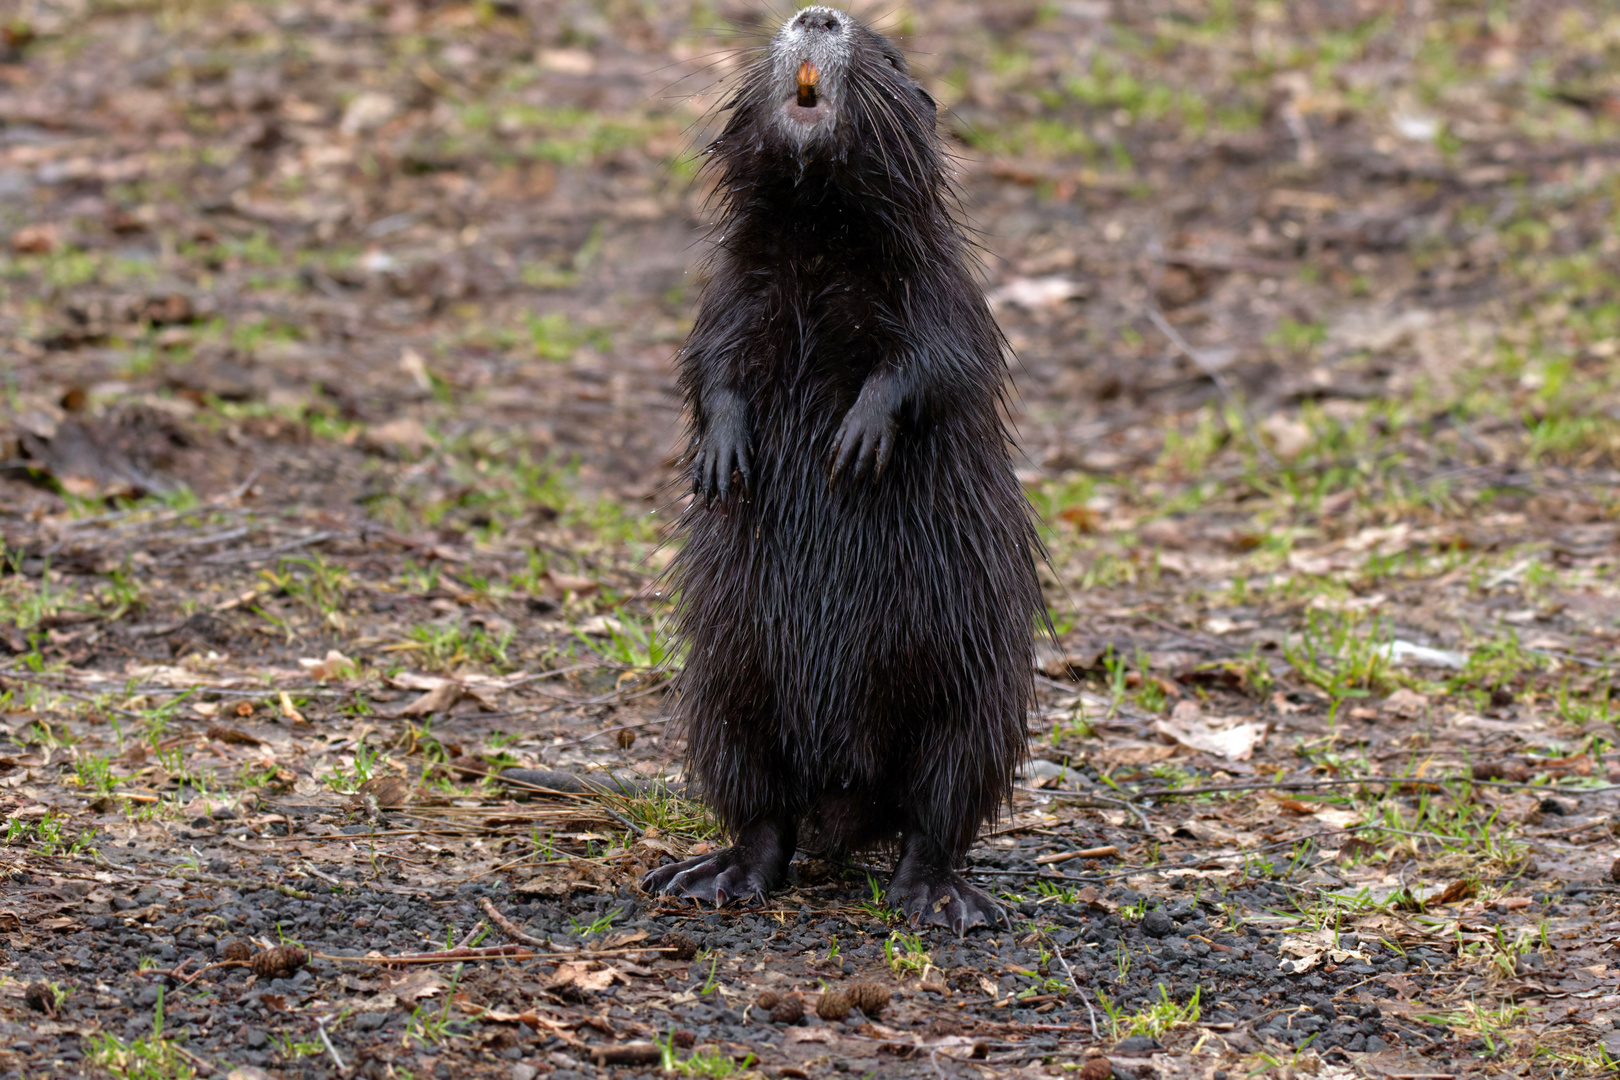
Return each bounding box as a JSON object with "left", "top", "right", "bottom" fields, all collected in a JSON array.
[
  {"left": 641, "top": 817, "right": 797, "bottom": 906},
  {"left": 887, "top": 831, "right": 1008, "bottom": 937}
]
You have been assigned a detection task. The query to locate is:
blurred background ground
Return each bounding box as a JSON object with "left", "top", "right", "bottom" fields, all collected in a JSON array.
[{"left": 2, "top": 0, "right": 1620, "bottom": 1078}]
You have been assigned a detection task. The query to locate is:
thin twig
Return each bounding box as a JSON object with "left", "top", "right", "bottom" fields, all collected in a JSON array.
[
  {"left": 320, "top": 944, "right": 676, "bottom": 965},
  {"left": 316, "top": 1017, "right": 345, "bottom": 1071},
  {"left": 1129, "top": 775, "right": 1620, "bottom": 801},
  {"left": 1015, "top": 787, "right": 1152, "bottom": 831},
  {"left": 478, "top": 896, "right": 548, "bottom": 947},
  {"left": 1143, "top": 305, "right": 1278, "bottom": 469}
]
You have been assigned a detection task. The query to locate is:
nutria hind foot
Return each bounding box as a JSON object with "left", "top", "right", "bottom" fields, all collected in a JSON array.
[
  {"left": 640, "top": 817, "right": 796, "bottom": 907},
  {"left": 888, "top": 833, "right": 1009, "bottom": 937}
]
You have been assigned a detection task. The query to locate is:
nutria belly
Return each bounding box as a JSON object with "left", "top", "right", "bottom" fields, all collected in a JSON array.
[{"left": 670, "top": 404, "right": 1039, "bottom": 857}]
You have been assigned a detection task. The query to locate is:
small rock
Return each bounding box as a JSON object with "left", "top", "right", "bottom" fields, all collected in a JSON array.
[
  {"left": 354, "top": 1012, "right": 390, "bottom": 1031},
  {"left": 1140, "top": 910, "right": 1175, "bottom": 938},
  {"left": 512, "top": 1065, "right": 538, "bottom": 1080},
  {"left": 1113, "top": 1035, "right": 1161, "bottom": 1054}
]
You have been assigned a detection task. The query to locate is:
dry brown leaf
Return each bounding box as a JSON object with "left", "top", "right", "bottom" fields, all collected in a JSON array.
[
  {"left": 386, "top": 970, "right": 448, "bottom": 1002},
  {"left": 354, "top": 775, "right": 411, "bottom": 809},
  {"left": 548, "top": 960, "right": 623, "bottom": 994},
  {"left": 298, "top": 649, "right": 355, "bottom": 682},
  {"left": 1435, "top": 879, "right": 1478, "bottom": 905},
  {"left": 205, "top": 724, "right": 262, "bottom": 746},
  {"left": 398, "top": 681, "right": 465, "bottom": 717}
]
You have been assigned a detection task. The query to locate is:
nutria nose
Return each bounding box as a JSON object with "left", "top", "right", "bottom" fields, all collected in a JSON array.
[{"left": 798, "top": 11, "right": 840, "bottom": 31}]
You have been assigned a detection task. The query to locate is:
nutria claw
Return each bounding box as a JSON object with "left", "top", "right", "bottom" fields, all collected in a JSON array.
[
  {"left": 642, "top": 822, "right": 795, "bottom": 907},
  {"left": 641, "top": 851, "right": 770, "bottom": 906},
  {"left": 887, "top": 864, "right": 1010, "bottom": 938},
  {"left": 693, "top": 432, "right": 751, "bottom": 501},
  {"left": 830, "top": 396, "right": 897, "bottom": 485},
  {"left": 693, "top": 394, "right": 752, "bottom": 499}
]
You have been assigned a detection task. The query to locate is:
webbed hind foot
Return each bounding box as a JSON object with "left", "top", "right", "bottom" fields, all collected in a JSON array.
[
  {"left": 640, "top": 817, "right": 796, "bottom": 907},
  {"left": 888, "top": 833, "right": 1009, "bottom": 937}
]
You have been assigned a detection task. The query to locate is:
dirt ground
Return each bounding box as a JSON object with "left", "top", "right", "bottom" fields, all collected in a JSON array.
[{"left": 3, "top": 0, "right": 1620, "bottom": 1078}]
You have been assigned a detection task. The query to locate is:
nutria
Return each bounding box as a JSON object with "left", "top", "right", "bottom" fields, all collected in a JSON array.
[{"left": 643, "top": 5, "right": 1043, "bottom": 934}]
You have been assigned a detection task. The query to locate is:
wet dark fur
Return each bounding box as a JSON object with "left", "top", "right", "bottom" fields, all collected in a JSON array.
[{"left": 651, "top": 7, "right": 1043, "bottom": 928}]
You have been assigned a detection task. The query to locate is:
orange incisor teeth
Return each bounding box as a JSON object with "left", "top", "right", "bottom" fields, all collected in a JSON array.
[{"left": 797, "top": 60, "right": 819, "bottom": 107}]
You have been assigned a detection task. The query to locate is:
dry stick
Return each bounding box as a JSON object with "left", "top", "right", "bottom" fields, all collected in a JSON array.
[
  {"left": 1044, "top": 941, "right": 1096, "bottom": 1041},
  {"left": 969, "top": 828, "right": 1345, "bottom": 885},
  {"left": 1034, "top": 846, "right": 1119, "bottom": 866},
  {"left": 55, "top": 470, "right": 261, "bottom": 536},
  {"left": 315, "top": 1017, "right": 345, "bottom": 1072},
  {"left": 550, "top": 718, "right": 669, "bottom": 748},
  {"left": 478, "top": 896, "right": 548, "bottom": 947},
  {"left": 319, "top": 944, "right": 677, "bottom": 965},
  {"left": 200, "top": 529, "right": 347, "bottom": 565},
  {"left": 136, "top": 959, "right": 250, "bottom": 987},
  {"left": 1128, "top": 775, "right": 1620, "bottom": 801},
  {"left": 453, "top": 921, "right": 488, "bottom": 950},
  {"left": 1016, "top": 787, "right": 1151, "bottom": 831},
  {"left": 1143, "top": 305, "right": 1278, "bottom": 470}
]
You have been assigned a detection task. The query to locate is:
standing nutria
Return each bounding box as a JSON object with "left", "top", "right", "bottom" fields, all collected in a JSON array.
[{"left": 643, "top": 6, "right": 1043, "bottom": 934}]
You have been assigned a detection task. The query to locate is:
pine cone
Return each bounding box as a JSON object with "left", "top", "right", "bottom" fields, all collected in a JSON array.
[
  {"left": 816, "top": 989, "right": 850, "bottom": 1021},
  {"left": 769, "top": 994, "right": 804, "bottom": 1024},
  {"left": 847, "top": 981, "right": 892, "bottom": 1016},
  {"left": 249, "top": 944, "right": 309, "bottom": 980},
  {"left": 661, "top": 932, "right": 698, "bottom": 961},
  {"left": 1079, "top": 1056, "right": 1113, "bottom": 1080}
]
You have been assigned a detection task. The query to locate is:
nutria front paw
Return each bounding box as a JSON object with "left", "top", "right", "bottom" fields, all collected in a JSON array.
[
  {"left": 641, "top": 848, "right": 775, "bottom": 907},
  {"left": 887, "top": 863, "right": 1008, "bottom": 937},
  {"left": 694, "top": 404, "right": 752, "bottom": 500},
  {"left": 830, "top": 396, "right": 897, "bottom": 486}
]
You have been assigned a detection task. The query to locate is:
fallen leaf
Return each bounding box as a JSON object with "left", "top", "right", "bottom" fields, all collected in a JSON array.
[
  {"left": 398, "top": 681, "right": 465, "bottom": 717},
  {"left": 1154, "top": 702, "right": 1265, "bottom": 761},
  {"left": 298, "top": 649, "right": 356, "bottom": 682},
  {"left": 361, "top": 417, "right": 432, "bottom": 457},
  {"left": 385, "top": 970, "right": 448, "bottom": 1002},
  {"left": 548, "top": 960, "right": 624, "bottom": 994},
  {"left": 987, "top": 275, "right": 1087, "bottom": 311},
  {"left": 354, "top": 775, "right": 411, "bottom": 809},
  {"left": 1435, "top": 879, "right": 1477, "bottom": 905},
  {"left": 11, "top": 223, "right": 57, "bottom": 254},
  {"left": 205, "top": 724, "right": 262, "bottom": 746}
]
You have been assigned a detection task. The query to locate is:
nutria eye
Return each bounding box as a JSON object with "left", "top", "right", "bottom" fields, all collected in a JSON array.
[{"left": 886, "top": 55, "right": 900, "bottom": 69}]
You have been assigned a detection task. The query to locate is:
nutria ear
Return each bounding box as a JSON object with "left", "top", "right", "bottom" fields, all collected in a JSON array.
[{"left": 916, "top": 85, "right": 936, "bottom": 114}]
